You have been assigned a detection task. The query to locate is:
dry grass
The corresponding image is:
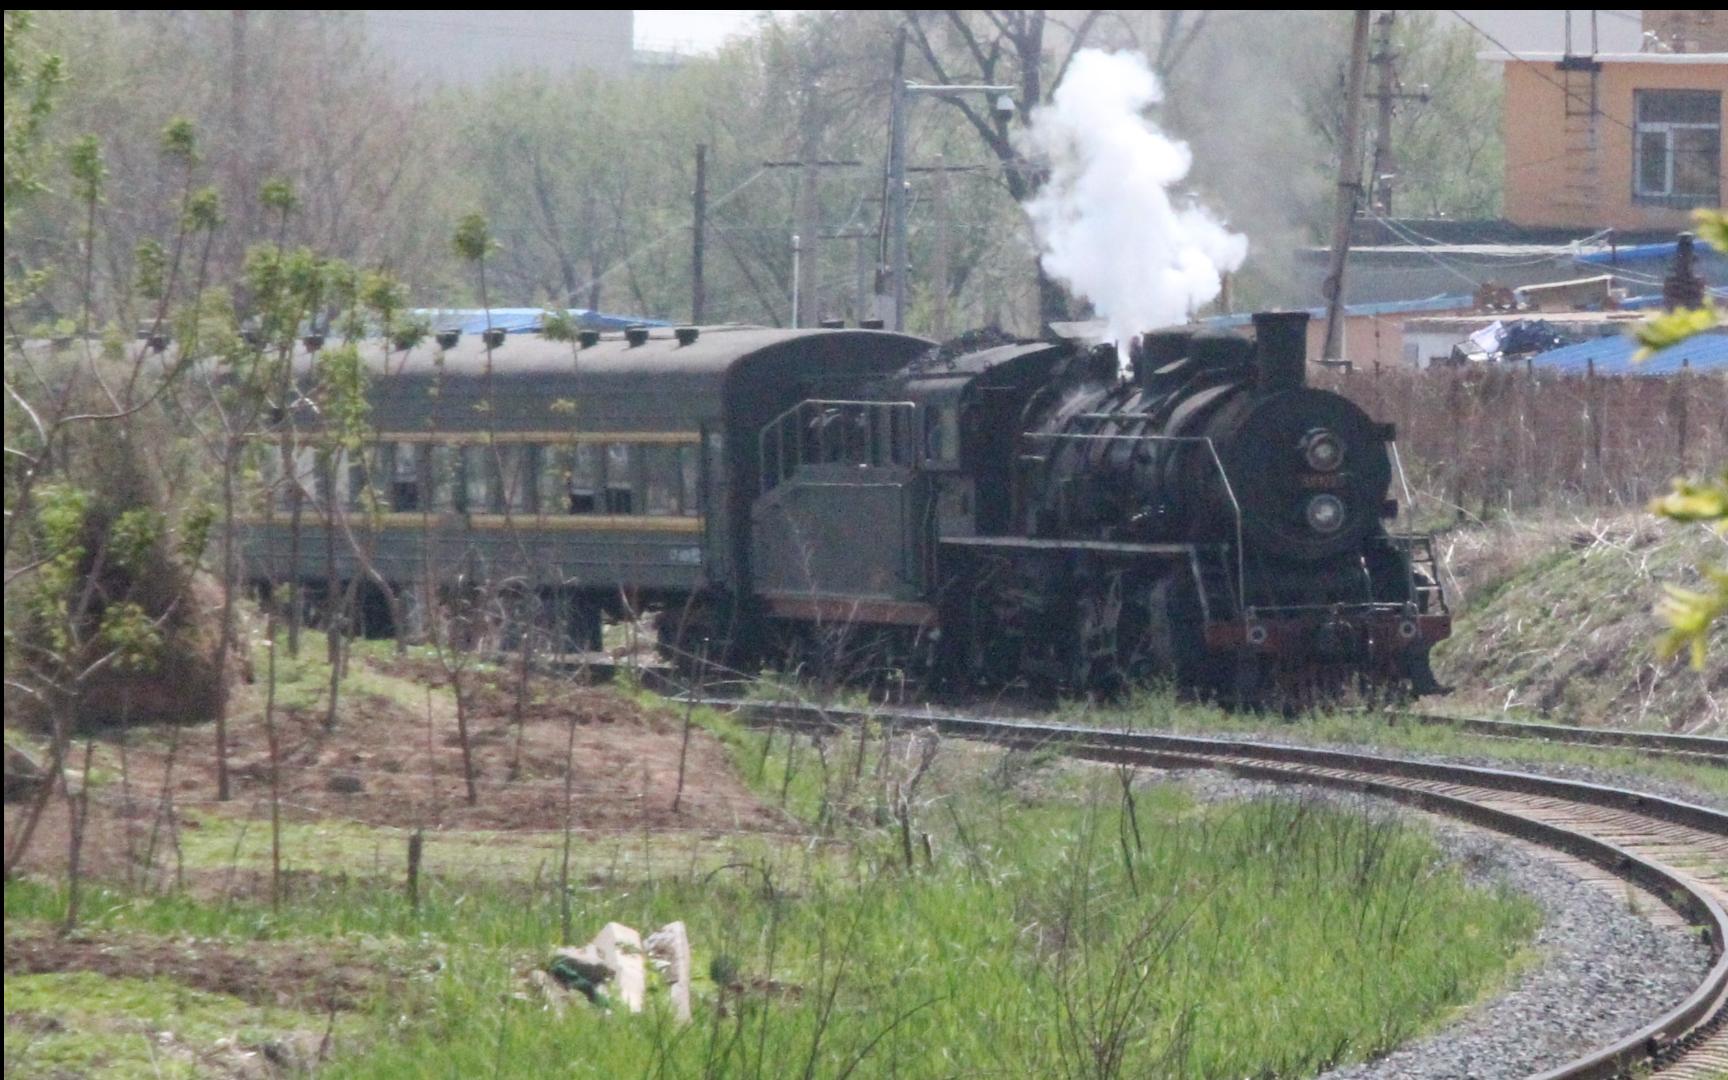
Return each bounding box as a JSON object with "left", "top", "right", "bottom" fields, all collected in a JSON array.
[
  {"left": 1316, "top": 366, "right": 1726, "bottom": 521},
  {"left": 1432, "top": 512, "right": 1725, "bottom": 733}
]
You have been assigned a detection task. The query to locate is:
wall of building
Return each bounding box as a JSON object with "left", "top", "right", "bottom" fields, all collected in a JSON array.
[
  {"left": 1501, "top": 56, "right": 1726, "bottom": 232},
  {"left": 1307, "top": 308, "right": 1477, "bottom": 371}
]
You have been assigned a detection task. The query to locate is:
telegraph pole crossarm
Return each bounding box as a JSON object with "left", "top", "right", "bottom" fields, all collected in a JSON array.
[{"left": 886, "top": 66, "right": 1017, "bottom": 331}]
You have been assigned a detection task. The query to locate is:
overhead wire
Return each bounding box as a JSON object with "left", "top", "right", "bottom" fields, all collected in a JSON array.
[
  {"left": 564, "top": 164, "right": 775, "bottom": 304},
  {"left": 1447, "top": 10, "right": 1639, "bottom": 135}
]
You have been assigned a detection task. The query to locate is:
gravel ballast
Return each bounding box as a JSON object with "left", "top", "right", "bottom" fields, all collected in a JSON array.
[{"left": 1168, "top": 771, "right": 1715, "bottom": 1080}]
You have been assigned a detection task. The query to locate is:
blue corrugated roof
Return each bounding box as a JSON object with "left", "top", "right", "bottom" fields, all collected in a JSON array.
[
  {"left": 413, "top": 307, "right": 672, "bottom": 333},
  {"left": 1528, "top": 331, "right": 1727, "bottom": 375},
  {"left": 1574, "top": 238, "right": 1721, "bottom": 265}
]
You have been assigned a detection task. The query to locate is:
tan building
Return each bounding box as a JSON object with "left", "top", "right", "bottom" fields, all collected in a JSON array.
[{"left": 1495, "top": 51, "right": 1724, "bottom": 232}]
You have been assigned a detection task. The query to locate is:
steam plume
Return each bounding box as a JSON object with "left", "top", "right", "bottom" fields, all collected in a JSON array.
[{"left": 1017, "top": 49, "right": 1248, "bottom": 350}]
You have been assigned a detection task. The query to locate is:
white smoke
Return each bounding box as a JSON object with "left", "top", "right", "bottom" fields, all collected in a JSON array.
[{"left": 1017, "top": 49, "right": 1248, "bottom": 352}]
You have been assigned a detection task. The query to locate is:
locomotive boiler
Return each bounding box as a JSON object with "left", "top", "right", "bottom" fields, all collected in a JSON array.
[{"left": 975, "top": 311, "right": 1447, "bottom": 697}]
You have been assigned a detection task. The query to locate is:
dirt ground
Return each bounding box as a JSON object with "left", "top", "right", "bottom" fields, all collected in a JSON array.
[
  {"left": 4, "top": 652, "right": 796, "bottom": 889},
  {"left": 5, "top": 926, "right": 400, "bottom": 1012}
]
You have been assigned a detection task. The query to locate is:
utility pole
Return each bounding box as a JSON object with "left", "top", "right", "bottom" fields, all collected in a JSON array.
[
  {"left": 885, "top": 26, "right": 908, "bottom": 330},
  {"left": 229, "top": 10, "right": 251, "bottom": 250},
  {"left": 691, "top": 144, "right": 706, "bottom": 324},
  {"left": 884, "top": 25, "right": 1014, "bottom": 333},
  {"left": 763, "top": 157, "right": 863, "bottom": 327},
  {"left": 932, "top": 153, "right": 951, "bottom": 340},
  {"left": 1322, "top": 10, "right": 1372, "bottom": 364},
  {"left": 1367, "top": 11, "right": 1429, "bottom": 217},
  {"left": 853, "top": 233, "right": 871, "bottom": 322},
  {"left": 791, "top": 233, "right": 803, "bottom": 327},
  {"left": 1370, "top": 11, "right": 1396, "bottom": 217},
  {"left": 796, "top": 88, "right": 821, "bottom": 328}
]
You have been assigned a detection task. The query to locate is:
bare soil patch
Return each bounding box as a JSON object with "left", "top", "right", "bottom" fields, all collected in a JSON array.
[
  {"left": 4, "top": 926, "right": 397, "bottom": 1012},
  {"left": 4, "top": 656, "right": 794, "bottom": 889}
]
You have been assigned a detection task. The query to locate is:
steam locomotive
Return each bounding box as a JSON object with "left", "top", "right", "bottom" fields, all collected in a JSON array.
[{"left": 241, "top": 311, "right": 1447, "bottom": 703}]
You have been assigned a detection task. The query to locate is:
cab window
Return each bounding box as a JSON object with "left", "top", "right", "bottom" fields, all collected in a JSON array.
[{"left": 923, "top": 403, "right": 959, "bottom": 465}]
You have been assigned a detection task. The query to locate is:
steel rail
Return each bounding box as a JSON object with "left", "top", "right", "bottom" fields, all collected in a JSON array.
[
  {"left": 1387, "top": 710, "right": 1728, "bottom": 764},
  {"left": 697, "top": 695, "right": 1728, "bottom": 1080}
]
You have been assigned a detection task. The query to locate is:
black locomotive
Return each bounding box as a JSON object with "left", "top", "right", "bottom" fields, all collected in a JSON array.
[{"left": 240, "top": 312, "right": 1447, "bottom": 702}]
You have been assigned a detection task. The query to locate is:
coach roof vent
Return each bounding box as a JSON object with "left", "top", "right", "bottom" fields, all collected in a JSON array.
[
  {"left": 436, "top": 328, "right": 460, "bottom": 349},
  {"left": 818, "top": 317, "right": 844, "bottom": 329},
  {"left": 625, "top": 325, "right": 650, "bottom": 347},
  {"left": 302, "top": 333, "right": 325, "bottom": 352},
  {"left": 482, "top": 327, "right": 507, "bottom": 348},
  {"left": 577, "top": 329, "right": 601, "bottom": 349},
  {"left": 859, "top": 317, "right": 885, "bottom": 330},
  {"left": 674, "top": 326, "right": 700, "bottom": 346}
]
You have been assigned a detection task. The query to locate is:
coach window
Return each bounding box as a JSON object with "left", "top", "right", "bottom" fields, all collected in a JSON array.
[
  {"left": 426, "top": 445, "right": 456, "bottom": 511},
  {"left": 347, "top": 449, "right": 371, "bottom": 511},
  {"left": 679, "top": 445, "right": 700, "bottom": 514},
  {"left": 569, "top": 444, "right": 601, "bottom": 513},
  {"left": 458, "top": 445, "right": 488, "bottom": 513},
  {"left": 490, "top": 444, "right": 538, "bottom": 514},
  {"left": 386, "top": 442, "right": 423, "bottom": 512},
  {"left": 644, "top": 445, "right": 681, "bottom": 515},
  {"left": 538, "top": 447, "right": 569, "bottom": 516},
  {"left": 265, "top": 445, "right": 318, "bottom": 512},
  {"left": 255, "top": 443, "right": 282, "bottom": 510},
  {"left": 605, "top": 443, "right": 635, "bottom": 514},
  {"left": 315, "top": 447, "right": 343, "bottom": 509}
]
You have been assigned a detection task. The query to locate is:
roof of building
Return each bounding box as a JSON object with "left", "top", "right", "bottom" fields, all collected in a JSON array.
[
  {"left": 1479, "top": 51, "right": 1728, "bottom": 64},
  {"left": 1405, "top": 310, "right": 1649, "bottom": 333},
  {"left": 1528, "top": 331, "right": 1728, "bottom": 375},
  {"left": 1051, "top": 294, "right": 1481, "bottom": 342}
]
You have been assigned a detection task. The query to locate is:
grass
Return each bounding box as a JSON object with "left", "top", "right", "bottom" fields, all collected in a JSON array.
[
  {"left": 6, "top": 702, "right": 1544, "bottom": 1079},
  {"left": 3, "top": 637, "right": 1563, "bottom": 1079},
  {"left": 1432, "top": 514, "right": 1724, "bottom": 732},
  {"left": 3, "top": 971, "right": 344, "bottom": 1079},
  {"left": 1082, "top": 689, "right": 1728, "bottom": 806}
]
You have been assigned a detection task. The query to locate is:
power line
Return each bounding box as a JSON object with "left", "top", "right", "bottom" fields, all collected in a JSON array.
[{"left": 1448, "top": 10, "right": 1637, "bottom": 135}]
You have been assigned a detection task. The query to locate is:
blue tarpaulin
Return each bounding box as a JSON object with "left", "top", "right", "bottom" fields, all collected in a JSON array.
[
  {"left": 413, "top": 307, "right": 672, "bottom": 333},
  {"left": 1574, "top": 239, "right": 1721, "bottom": 265},
  {"left": 1527, "top": 331, "right": 1727, "bottom": 375}
]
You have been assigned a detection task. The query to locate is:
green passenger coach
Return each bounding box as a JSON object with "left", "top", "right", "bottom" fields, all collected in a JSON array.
[{"left": 239, "top": 324, "right": 933, "bottom": 651}]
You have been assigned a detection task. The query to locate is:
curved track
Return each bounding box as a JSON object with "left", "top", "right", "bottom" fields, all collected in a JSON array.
[
  {"left": 1387, "top": 711, "right": 1728, "bottom": 765},
  {"left": 703, "top": 696, "right": 1728, "bottom": 1079}
]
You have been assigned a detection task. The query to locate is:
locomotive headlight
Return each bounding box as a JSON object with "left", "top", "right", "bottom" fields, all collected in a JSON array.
[
  {"left": 1301, "top": 429, "right": 1344, "bottom": 472},
  {"left": 1305, "top": 494, "right": 1345, "bottom": 534}
]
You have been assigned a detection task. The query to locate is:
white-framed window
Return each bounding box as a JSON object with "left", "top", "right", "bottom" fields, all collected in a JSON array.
[{"left": 1633, "top": 89, "right": 1721, "bottom": 207}]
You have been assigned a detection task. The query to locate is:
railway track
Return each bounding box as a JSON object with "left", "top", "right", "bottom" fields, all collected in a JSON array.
[
  {"left": 699, "top": 695, "right": 1728, "bottom": 1080},
  {"left": 546, "top": 650, "right": 1728, "bottom": 763},
  {"left": 1387, "top": 710, "right": 1728, "bottom": 765}
]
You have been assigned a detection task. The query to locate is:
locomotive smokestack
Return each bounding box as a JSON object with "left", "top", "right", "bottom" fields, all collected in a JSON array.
[
  {"left": 1133, "top": 329, "right": 1192, "bottom": 386},
  {"left": 1252, "top": 311, "right": 1309, "bottom": 392}
]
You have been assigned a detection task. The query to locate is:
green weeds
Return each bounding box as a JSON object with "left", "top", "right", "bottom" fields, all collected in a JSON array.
[{"left": 8, "top": 751, "right": 1539, "bottom": 1078}]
